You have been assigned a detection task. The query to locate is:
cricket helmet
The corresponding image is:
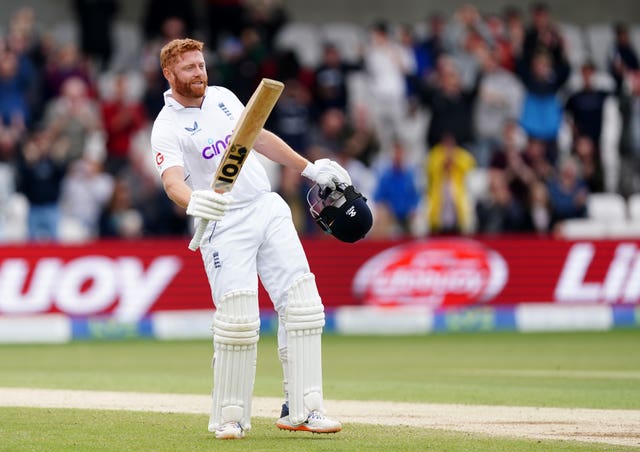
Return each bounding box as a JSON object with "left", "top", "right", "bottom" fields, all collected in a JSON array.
[{"left": 307, "top": 183, "right": 373, "bottom": 243}]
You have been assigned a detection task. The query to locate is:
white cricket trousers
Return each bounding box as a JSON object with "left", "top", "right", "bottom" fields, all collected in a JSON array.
[{"left": 200, "top": 191, "right": 311, "bottom": 338}]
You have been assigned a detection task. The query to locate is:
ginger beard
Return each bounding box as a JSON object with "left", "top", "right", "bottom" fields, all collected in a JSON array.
[{"left": 172, "top": 70, "right": 207, "bottom": 99}]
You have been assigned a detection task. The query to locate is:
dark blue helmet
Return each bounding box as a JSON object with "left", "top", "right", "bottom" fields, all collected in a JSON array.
[{"left": 307, "top": 183, "right": 373, "bottom": 243}]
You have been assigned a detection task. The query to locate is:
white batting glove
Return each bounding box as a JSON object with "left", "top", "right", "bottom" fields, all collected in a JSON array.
[
  {"left": 186, "top": 190, "right": 232, "bottom": 222},
  {"left": 302, "top": 158, "right": 352, "bottom": 190}
]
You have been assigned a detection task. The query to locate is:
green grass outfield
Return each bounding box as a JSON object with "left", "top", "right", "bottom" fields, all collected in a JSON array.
[{"left": 1, "top": 330, "right": 639, "bottom": 451}]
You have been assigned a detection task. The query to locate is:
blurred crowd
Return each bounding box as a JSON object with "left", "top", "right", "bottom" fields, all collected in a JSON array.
[{"left": 0, "top": 0, "right": 639, "bottom": 243}]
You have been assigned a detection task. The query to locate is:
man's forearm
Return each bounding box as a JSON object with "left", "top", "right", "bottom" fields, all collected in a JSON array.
[
  {"left": 161, "top": 166, "right": 192, "bottom": 209},
  {"left": 253, "top": 129, "right": 309, "bottom": 173}
]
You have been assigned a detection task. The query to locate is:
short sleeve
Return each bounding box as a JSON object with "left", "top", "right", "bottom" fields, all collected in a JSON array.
[{"left": 150, "top": 118, "right": 184, "bottom": 176}]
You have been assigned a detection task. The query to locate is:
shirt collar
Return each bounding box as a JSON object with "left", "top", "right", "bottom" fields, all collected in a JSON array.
[{"left": 163, "top": 87, "right": 208, "bottom": 110}]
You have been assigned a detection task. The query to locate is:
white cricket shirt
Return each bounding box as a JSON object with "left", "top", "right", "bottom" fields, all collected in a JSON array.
[{"left": 150, "top": 86, "right": 271, "bottom": 208}]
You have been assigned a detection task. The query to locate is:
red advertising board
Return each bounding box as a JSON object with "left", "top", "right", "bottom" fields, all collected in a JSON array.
[{"left": 0, "top": 236, "right": 639, "bottom": 320}]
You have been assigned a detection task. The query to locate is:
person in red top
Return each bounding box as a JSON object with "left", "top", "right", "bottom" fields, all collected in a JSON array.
[{"left": 101, "top": 73, "right": 147, "bottom": 175}]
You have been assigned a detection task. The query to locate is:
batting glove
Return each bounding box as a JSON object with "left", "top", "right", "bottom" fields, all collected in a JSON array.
[
  {"left": 302, "top": 158, "right": 352, "bottom": 190},
  {"left": 186, "top": 190, "right": 232, "bottom": 222}
]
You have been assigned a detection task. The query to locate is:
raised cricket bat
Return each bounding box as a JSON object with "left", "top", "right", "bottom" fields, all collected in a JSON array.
[{"left": 188, "top": 78, "right": 284, "bottom": 251}]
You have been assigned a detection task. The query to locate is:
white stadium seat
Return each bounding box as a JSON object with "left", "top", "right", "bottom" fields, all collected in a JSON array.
[
  {"left": 561, "top": 218, "right": 607, "bottom": 239},
  {"left": 319, "top": 22, "right": 366, "bottom": 63},
  {"left": 587, "top": 192, "right": 627, "bottom": 222},
  {"left": 274, "top": 23, "right": 322, "bottom": 68},
  {"left": 559, "top": 22, "right": 588, "bottom": 67},
  {"left": 606, "top": 220, "right": 640, "bottom": 238},
  {"left": 584, "top": 24, "right": 614, "bottom": 70},
  {"left": 628, "top": 193, "right": 640, "bottom": 221}
]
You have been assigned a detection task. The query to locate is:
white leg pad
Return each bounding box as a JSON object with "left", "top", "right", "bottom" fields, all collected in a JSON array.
[
  {"left": 208, "top": 290, "right": 260, "bottom": 432},
  {"left": 284, "top": 273, "right": 326, "bottom": 425}
]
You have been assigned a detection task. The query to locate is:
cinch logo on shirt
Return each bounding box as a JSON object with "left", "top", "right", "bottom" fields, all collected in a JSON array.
[{"left": 201, "top": 134, "right": 232, "bottom": 159}]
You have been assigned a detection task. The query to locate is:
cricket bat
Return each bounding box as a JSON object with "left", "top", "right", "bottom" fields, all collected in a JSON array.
[{"left": 188, "top": 78, "right": 284, "bottom": 251}]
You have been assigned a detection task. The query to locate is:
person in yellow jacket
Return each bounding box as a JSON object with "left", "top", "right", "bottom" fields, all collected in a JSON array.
[{"left": 425, "top": 133, "right": 476, "bottom": 234}]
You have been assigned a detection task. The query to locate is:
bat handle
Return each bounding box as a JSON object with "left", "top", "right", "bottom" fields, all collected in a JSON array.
[{"left": 188, "top": 219, "right": 208, "bottom": 251}]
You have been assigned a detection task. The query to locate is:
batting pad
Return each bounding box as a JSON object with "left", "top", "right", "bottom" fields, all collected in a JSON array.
[
  {"left": 284, "top": 273, "right": 326, "bottom": 425},
  {"left": 208, "top": 290, "right": 260, "bottom": 432}
]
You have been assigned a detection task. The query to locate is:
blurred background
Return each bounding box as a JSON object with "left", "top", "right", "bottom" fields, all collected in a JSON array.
[{"left": 0, "top": 0, "right": 639, "bottom": 341}]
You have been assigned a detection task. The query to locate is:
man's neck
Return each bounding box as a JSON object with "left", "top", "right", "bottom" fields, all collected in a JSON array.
[{"left": 174, "top": 93, "right": 205, "bottom": 108}]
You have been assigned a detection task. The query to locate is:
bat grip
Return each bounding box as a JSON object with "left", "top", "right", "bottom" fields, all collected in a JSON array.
[{"left": 188, "top": 219, "right": 208, "bottom": 251}]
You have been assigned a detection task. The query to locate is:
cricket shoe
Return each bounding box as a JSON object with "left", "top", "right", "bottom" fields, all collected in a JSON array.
[
  {"left": 276, "top": 403, "right": 342, "bottom": 433},
  {"left": 213, "top": 421, "right": 244, "bottom": 439}
]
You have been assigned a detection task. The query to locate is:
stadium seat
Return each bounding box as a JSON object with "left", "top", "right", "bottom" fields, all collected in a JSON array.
[
  {"left": 559, "top": 23, "right": 588, "bottom": 67},
  {"left": 587, "top": 192, "right": 627, "bottom": 222},
  {"left": 628, "top": 193, "right": 640, "bottom": 221},
  {"left": 274, "top": 22, "right": 322, "bottom": 68},
  {"left": 606, "top": 220, "right": 640, "bottom": 238},
  {"left": 2, "top": 193, "right": 28, "bottom": 243},
  {"left": 560, "top": 218, "right": 607, "bottom": 239},
  {"left": 109, "top": 21, "right": 143, "bottom": 73},
  {"left": 319, "top": 22, "right": 366, "bottom": 63},
  {"left": 584, "top": 24, "right": 614, "bottom": 70},
  {"left": 50, "top": 21, "right": 79, "bottom": 46},
  {"left": 466, "top": 168, "right": 489, "bottom": 202}
]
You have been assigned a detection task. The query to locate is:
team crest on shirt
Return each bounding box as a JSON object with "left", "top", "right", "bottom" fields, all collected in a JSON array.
[
  {"left": 218, "top": 102, "right": 234, "bottom": 120},
  {"left": 184, "top": 121, "right": 201, "bottom": 135}
]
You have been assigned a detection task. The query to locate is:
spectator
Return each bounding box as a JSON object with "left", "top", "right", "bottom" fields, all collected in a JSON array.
[
  {"left": 522, "top": 136, "right": 555, "bottom": 183},
  {"left": 521, "top": 2, "right": 564, "bottom": 66},
  {"left": 73, "top": 0, "right": 119, "bottom": 71},
  {"left": 572, "top": 134, "right": 604, "bottom": 193},
  {"left": 4, "top": 27, "right": 39, "bottom": 127},
  {"left": 373, "top": 140, "right": 420, "bottom": 236},
  {"left": 43, "top": 76, "right": 104, "bottom": 163},
  {"left": 420, "top": 54, "right": 479, "bottom": 150},
  {"left": 244, "top": 0, "right": 288, "bottom": 52},
  {"left": 98, "top": 177, "right": 143, "bottom": 238},
  {"left": 101, "top": 73, "right": 148, "bottom": 175},
  {"left": 308, "top": 108, "right": 350, "bottom": 156},
  {"left": 60, "top": 154, "right": 114, "bottom": 238},
  {"left": 425, "top": 133, "right": 476, "bottom": 234},
  {"left": 502, "top": 6, "right": 526, "bottom": 67},
  {"left": 260, "top": 49, "right": 314, "bottom": 94},
  {"left": 313, "top": 43, "right": 363, "bottom": 114},
  {"left": 609, "top": 22, "right": 640, "bottom": 91},
  {"left": 204, "top": 0, "right": 247, "bottom": 50},
  {"left": 443, "top": 4, "right": 493, "bottom": 57},
  {"left": 476, "top": 170, "right": 530, "bottom": 233},
  {"left": 42, "top": 43, "right": 94, "bottom": 103},
  {"left": 142, "top": 0, "right": 196, "bottom": 42},
  {"left": 420, "top": 12, "right": 447, "bottom": 69},
  {"left": 485, "top": 13, "right": 515, "bottom": 72},
  {"left": 528, "top": 179, "right": 551, "bottom": 233},
  {"left": 15, "top": 128, "right": 69, "bottom": 241},
  {"left": 473, "top": 46, "right": 524, "bottom": 167},
  {"left": 565, "top": 61, "right": 611, "bottom": 148},
  {"left": 517, "top": 49, "right": 570, "bottom": 163},
  {"left": 618, "top": 70, "right": 640, "bottom": 194},
  {"left": 270, "top": 79, "right": 313, "bottom": 153},
  {"left": 364, "top": 20, "right": 415, "bottom": 153},
  {"left": 213, "top": 36, "right": 262, "bottom": 104},
  {"left": 547, "top": 156, "right": 588, "bottom": 227},
  {"left": 0, "top": 49, "right": 29, "bottom": 132},
  {"left": 489, "top": 120, "right": 533, "bottom": 205},
  {"left": 343, "top": 105, "right": 380, "bottom": 168},
  {"left": 397, "top": 24, "right": 424, "bottom": 99}
]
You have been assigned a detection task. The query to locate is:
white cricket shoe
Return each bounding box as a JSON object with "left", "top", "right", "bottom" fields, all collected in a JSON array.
[
  {"left": 276, "top": 403, "right": 342, "bottom": 433},
  {"left": 213, "top": 421, "right": 244, "bottom": 439}
]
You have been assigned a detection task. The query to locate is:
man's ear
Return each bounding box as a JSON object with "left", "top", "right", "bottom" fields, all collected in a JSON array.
[{"left": 162, "top": 67, "right": 173, "bottom": 83}]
